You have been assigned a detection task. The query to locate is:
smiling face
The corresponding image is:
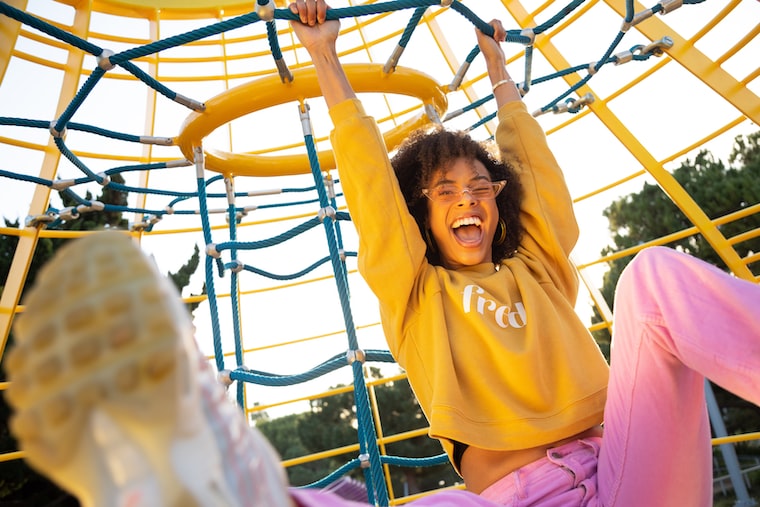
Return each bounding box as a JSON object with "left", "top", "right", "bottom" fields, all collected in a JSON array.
[{"left": 425, "top": 157, "right": 500, "bottom": 270}]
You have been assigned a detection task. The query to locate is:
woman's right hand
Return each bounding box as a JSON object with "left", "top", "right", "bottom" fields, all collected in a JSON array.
[
  {"left": 288, "top": 0, "right": 356, "bottom": 108},
  {"left": 289, "top": 0, "right": 340, "bottom": 55}
]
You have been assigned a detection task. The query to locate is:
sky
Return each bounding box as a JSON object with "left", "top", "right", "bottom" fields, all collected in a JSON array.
[{"left": 0, "top": 0, "right": 758, "bottom": 418}]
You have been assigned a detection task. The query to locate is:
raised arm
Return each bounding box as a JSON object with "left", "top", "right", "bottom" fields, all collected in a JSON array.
[
  {"left": 481, "top": 22, "right": 579, "bottom": 294},
  {"left": 289, "top": 0, "right": 355, "bottom": 108},
  {"left": 475, "top": 20, "right": 522, "bottom": 109}
]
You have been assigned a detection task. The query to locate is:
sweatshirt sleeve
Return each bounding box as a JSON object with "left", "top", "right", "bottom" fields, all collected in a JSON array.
[
  {"left": 328, "top": 99, "right": 428, "bottom": 354},
  {"left": 496, "top": 101, "right": 580, "bottom": 300}
]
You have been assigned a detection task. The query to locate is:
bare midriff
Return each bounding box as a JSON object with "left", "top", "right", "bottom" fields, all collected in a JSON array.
[{"left": 460, "top": 425, "right": 604, "bottom": 495}]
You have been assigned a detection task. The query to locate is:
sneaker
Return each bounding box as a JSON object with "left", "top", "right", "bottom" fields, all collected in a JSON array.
[{"left": 4, "top": 231, "right": 293, "bottom": 507}]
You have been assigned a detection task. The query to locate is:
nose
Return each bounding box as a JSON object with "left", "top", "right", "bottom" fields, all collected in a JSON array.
[{"left": 457, "top": 188, "right": 477, "bottom": 204}]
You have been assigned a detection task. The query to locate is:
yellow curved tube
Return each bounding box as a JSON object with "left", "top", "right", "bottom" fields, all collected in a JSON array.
[{"left": 175, "top": 63, "right": 448, "bottom": 177}]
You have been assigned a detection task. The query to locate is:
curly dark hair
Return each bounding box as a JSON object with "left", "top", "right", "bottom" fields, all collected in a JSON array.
[{"left": 390, "top": 126, "right": 524, "bottom": 266}]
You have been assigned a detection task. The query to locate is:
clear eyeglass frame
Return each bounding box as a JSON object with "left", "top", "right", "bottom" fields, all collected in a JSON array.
[{"left": 421, "top": 180, "right": 507, "bottom": 203}]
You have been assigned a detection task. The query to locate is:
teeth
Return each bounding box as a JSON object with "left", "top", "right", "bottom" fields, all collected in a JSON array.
[{"left": 452, "top": 216, "right": 482, "bottom": 229}]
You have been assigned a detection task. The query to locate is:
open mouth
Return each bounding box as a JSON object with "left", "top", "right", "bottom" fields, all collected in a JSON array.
[{"left": 452, "top": 216, "right": 483, "bottom": 244}]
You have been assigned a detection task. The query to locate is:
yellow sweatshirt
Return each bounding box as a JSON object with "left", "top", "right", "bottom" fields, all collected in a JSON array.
[{"left": 329, "top": 98, "right": 609, "bottom": 470}]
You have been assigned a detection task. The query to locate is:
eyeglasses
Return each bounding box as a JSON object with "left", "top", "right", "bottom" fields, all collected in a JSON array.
[{"left": 421, "top": 180, "right": 506, "bottom": 203}]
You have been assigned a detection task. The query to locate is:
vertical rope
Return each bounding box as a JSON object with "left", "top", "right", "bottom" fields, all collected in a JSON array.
[
  {"left": 299, "top": 102, "right": 389, "bottom": 506},
  {"left": 327, "top": 173, "right": 350, "bottom": 298},
  {"left": 226, "top": 176, "right": 247, "bottom": 408},
  {"left": 194, "top": 146, "right": 226, "bottom": 372}
]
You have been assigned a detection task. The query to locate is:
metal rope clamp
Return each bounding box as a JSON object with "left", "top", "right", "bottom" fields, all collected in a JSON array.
[
  {"left": 49, "top": 121, "right": 66, "bottom": 140},
  {"left": 255, "top": 0, "right": 275, "bottom": 21},
  {"left": 25, "top": 211, "right": 58, "bottom": 228},
  {"left": 217, "top": 369, "right": 234, "bottom": 388},
  {"left": 206, "top": 243, "right": 221, "bottom": 258},
  {"left": 319, "top": 206, "right": 336, "bottom": 222},
  {"left": 97, "top": 49, "right": 116, "bottom": 71},
  {"left": 346, "top": 349, "right": 366, "bottom": 365},
  {"left": 640, "top": 36, "right": 674, "bottom": 57}
]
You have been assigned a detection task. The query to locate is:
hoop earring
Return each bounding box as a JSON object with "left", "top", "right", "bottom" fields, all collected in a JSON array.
[
  {"left": 424, "top": 228, "right": 437, "bottom": 252},
  {"left": 495, "top": 219, "right": 507, "bottom": 246}
]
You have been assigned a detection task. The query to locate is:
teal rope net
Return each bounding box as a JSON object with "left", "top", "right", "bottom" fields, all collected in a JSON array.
[{"left": 0, "top": 0, "right": 713, "bottom": 504}]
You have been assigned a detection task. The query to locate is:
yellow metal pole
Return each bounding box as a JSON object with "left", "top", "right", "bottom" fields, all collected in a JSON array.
[
  {"left": 0, "top": 0, "right": 28, "bottom": 84},
  {"left": 0, "top": 1, "right": 94, "bottom": 357},
  {"left": 604, "top": 0, "right": 760, "bottom": 126},
  {"left": 507, "top": 0, "right": 754, "bottom": 279}
]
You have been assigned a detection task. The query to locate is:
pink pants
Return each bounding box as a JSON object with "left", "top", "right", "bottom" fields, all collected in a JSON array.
[{"left": 291, "top": 247, "right": 760, "bottom": 507}]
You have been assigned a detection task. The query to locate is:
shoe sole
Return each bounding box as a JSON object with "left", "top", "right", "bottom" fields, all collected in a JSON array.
[{"left": 5, "top": 232, "right": 216, "bottom": 507}]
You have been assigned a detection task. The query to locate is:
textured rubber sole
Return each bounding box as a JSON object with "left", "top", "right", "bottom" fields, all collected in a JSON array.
[
  {"left": 6, "top": 231, "right": 292, "bottom": 507},
  {"left": 6, "top": 232, "right": 219, "bottom": 507}
]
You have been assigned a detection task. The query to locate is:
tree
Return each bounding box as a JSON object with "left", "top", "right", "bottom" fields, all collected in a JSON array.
[
  {"left": 256, "top": 367, "right": 459, "bottom": 497},
  {"left": 0, "top": 176, "right": 202, "bottom": 506},
  {"left": 257, "top": 412, "right": 324, "bottom": 486},
  {"left": 256, "top": 387, "right": 359, "bottom": 488},
  {"left": 592, "top": 131, "right": 760, "bottom": 436}
]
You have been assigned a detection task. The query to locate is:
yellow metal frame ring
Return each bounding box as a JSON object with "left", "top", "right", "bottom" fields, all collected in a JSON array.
[{"left": 176, "top": 63, "right": 448, "bottom": 177}]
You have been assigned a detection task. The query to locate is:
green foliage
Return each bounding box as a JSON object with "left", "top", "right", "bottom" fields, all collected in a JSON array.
[
  {"left": 168, "top": 243, "right": 200, "bottom": 292},
  {"left": 257, "top": 367, "right": 459, "bottom": 497},
  {"left": 167, "top": 243, "right": 205, "bottom": 315}
]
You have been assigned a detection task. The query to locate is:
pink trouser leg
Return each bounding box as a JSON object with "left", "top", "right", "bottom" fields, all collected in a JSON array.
[{"left": 598, "top": 247, "right": 760, "bottom": 506}]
